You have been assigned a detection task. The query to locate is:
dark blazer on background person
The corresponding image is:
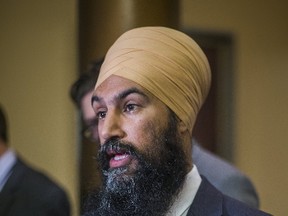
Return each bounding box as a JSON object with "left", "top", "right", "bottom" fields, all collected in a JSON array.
[
  {"left": 0, "top": 156, "right": 70, "bottom": 216},
  {"left": 187, "top": 176, "right": 271, "bottom": 216},
  {"left": 193, "top": 140, "right": 259, "bottom": 208}
]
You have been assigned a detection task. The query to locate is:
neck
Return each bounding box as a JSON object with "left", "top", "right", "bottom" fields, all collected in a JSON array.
[{"left": 0, "top": 141, "right": 8, "bottom": 157}]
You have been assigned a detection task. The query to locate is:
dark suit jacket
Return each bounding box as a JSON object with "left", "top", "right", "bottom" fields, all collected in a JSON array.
[
  {"left": 0, "top": 157, "right": 70, "bottom": 216},
  {"left": 193, "top": 142, "right": 259, "bottom": 208},
  {"left": 187, "top": 176, "right": 271, "bottom": 216}
]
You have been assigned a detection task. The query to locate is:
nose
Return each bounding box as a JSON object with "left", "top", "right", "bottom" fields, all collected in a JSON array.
[{"left": 99, "top": 109, "right": 125, "bottom": 144}]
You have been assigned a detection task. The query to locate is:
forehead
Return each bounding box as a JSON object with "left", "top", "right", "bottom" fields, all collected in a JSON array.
[{"left": 93, "top": 75, "right": 152, "bottom": 102}]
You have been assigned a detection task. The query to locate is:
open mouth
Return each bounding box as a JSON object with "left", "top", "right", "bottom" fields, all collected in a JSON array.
[{"left": 107, "top": 149, "right": 133, "bottom": 169}]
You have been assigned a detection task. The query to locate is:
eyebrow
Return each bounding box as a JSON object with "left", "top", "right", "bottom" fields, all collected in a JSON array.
[{"left": 91, "top": 87, "right": 149, "bottom": 105}]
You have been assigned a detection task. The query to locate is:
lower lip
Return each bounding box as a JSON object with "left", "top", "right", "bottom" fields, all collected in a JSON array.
[{"left": 109, "top": 154, "right": 132, "bottom": 168}]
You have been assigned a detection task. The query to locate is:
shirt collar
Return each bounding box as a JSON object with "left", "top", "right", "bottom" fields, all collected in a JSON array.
[
  {"left": 167, "top": 165, "right": 202, "bottom": 216},
  {"left": 0, "top": 148, "right": 17, "bottom": 191}
]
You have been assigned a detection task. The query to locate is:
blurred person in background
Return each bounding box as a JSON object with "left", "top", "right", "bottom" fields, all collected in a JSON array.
[{"left": 0, "top": 105, "right": 70, "bottom": 216}]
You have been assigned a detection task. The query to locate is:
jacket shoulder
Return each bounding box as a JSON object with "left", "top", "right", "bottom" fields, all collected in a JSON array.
[
  {"left": 187, "top": 176, "right": 271, "bottom": 216},
  {"left": 1, "top": 157, "right": 70, "bottom": 216},
  {"left": 193, "top": 142, "right": 259, "bottom": 208}
]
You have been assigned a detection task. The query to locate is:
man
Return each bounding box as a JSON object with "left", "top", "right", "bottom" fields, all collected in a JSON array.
[
  {"left": 80, "top": 27, "right": 270, "bottom": 215},
  {"left": 71, "top": 61, "right": 259, "bottom": 208},
  {"left": 0, "top": 105, "right": 70, "bottom": 216}
]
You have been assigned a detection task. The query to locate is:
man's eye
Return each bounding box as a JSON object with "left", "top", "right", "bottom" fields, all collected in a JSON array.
[
  {"left": 124, "top": 104, "right": 137, "bottom": 112},
  {"left": 96, "top": 111, "right": 106, "bottom": 119}
]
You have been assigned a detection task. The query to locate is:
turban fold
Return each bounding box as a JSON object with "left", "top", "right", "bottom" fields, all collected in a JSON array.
[{"left": 95, "top": 26, "right": 211, "bottom": 134}]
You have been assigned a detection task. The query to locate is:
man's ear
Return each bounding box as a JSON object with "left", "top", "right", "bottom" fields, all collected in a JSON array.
[{"left": 178, "top": 119, "right": 189, "bottom": 134}]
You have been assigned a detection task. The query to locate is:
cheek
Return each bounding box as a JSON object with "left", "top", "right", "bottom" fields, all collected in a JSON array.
[
  {"left": 125, "top": 117, "right": 167, "bottom": 150},
  {"left": 125, "top": 119, "right": 148, "bottom": 142}
]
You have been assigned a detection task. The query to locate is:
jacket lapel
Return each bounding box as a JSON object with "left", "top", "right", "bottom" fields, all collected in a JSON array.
[{"left": 0, "top": 158, "right": 26, "bottom": 214}]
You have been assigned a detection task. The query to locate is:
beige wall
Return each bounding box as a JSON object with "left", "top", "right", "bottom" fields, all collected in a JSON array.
[
  {"left": 181, "top": 0, "right": 288, "bottom": 215},
  {"left": 0, "top": 1, "right": 79, "bottom": 215}
]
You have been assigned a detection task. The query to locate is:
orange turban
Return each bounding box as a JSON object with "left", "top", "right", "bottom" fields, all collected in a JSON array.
[{"left": 95, "top": 26, "right": 211, "bottom": 134}]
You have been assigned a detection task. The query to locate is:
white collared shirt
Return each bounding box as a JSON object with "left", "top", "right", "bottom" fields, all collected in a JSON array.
[
  {"left": 167, "top": 165, "right": 202, "bottom": 216},
  {"left": 0, "top": 149, "right": 17, "bottom": 192}
]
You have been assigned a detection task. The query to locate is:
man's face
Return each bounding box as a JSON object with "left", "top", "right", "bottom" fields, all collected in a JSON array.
[
  {"left": 85, "top": 75, "right": 188, "bottom": 215},
  {"left": 92, "top": 75, "right": 172, "bottom": 173},
  {"left": 81, "top": 90, "right": 99, "bottom": 142},
  {"left": 81, "top": 90, "right": 95, "bottom": 124}
]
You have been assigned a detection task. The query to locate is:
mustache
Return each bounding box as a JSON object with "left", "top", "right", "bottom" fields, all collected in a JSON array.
[{"left": 100, "top": 139, "right": 135, "bottom": 155}]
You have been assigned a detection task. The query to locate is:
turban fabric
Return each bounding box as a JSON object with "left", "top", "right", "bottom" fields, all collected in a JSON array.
[{"left": 95, "top": 26, "right": 211, "bottom": 134}]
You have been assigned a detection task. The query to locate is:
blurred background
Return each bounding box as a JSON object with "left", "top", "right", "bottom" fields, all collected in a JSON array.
[{"left": 0, "top": 1, "right": 287, "bottom": 215}]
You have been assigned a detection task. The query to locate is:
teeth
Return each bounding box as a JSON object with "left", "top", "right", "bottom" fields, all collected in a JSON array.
[{"left": 114, "top": 154, "right": 128, "bottom": 161}]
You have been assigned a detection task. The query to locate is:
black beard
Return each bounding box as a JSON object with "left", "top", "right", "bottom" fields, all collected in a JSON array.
[{"left": 82, "top": 113, "right": 188, "bottom": 216}]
